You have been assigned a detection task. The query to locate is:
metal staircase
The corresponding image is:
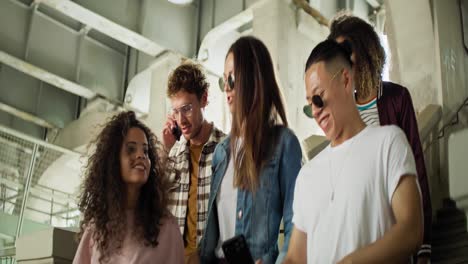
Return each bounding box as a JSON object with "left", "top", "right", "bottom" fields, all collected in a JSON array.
[{"left": 432, "top": 198, "right": 468, "bottom": 264}]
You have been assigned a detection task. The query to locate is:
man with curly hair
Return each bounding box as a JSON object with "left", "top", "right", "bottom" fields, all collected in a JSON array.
[
  {"left": 74, "top": 111, "right": 184, "bottom": 264},
  {"left": 162, "top": 61, "right": 226, "bottom": 263}
]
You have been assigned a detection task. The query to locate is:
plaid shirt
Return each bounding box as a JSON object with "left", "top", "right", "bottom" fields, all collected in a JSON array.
[{"left": 167, "top": 124, "right": 226, "bottom": 246}]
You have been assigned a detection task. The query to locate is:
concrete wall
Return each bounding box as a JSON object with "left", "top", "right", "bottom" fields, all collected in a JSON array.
[
  {"left": 252, "top": 0, "right": 329, "bottom": 140},
  {"left": 386, "top": 0, "right": 468, "bottom": 121},
  {"left": 385, "top": 0, "right": 468, "bottom": 211},
  {"left": 432, "top": 0, "right": 468, "bottom": 209},
  {"left": 433, "top": 0, "right": 468, "bottom": 122},
  {"left": 199, "top": 0, "right": 330, "bottom": 140},
  {"left": 385, "top": 0, "right": 439, "bottom": 112},
  {"left": 448, "top": 128, "right": 468, "bottom": 229}
]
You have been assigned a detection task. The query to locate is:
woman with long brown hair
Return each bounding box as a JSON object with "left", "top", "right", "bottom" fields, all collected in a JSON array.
[
  {"left": 73, "top": 111, "right": 183, "bottom": 264},
  {"left": 199, "top": 36, "right": 303, "bottom": 264}
]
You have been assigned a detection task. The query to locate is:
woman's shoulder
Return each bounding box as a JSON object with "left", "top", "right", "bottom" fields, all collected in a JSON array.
[
  {"left": 212, "top": 135, "right": 230, "bottom": 160},
  {"left": 275, "top": 125, "right": 299, "bottom": 143},
  {"left": 382, "top": 81, "right": 411, "bottom": 98},
  {"left": 73, "top": 225, "right": 97, "bottom": 264},
  {"left": 158, "top": 215, "right": 184, "bottom": 263},
  {"left": 157, "top": 215, "right": 184, "bottom": 250},
  {"left": 158, "top": 214, "right": 182, "bottom": 235}
]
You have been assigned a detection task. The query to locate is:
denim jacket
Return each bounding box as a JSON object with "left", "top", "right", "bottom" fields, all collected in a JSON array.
[{"left": 199, "top": 126, "right": 302, "bottom": 264}]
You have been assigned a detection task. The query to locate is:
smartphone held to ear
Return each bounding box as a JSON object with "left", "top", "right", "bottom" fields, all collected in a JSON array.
[
  {"left": 171, "top": 123, "right": 182, "bottom": 141},
  {"left": 222, "top": 234, "right": 255, "bottom": 264}
]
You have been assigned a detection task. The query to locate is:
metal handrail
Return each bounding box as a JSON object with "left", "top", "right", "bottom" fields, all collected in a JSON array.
[
  {"left": 0, "top": 178, "right": 76, "bottom": 206},
  {"left": 0, "top": 246, "right": 15, "bottom": 258},
  {"left": 0, "top": 182, "right": 78, "bottom": 218},
  {"left": 0, "top": 177, "right": 72, "bottom": 196},
  {"left": 417, "top": 104, "right": 443, "bottom": 141}
]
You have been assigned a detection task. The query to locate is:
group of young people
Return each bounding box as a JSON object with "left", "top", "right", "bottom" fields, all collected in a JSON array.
[{"left": 72, "top": 13, "right": 432, "bottom": 264}]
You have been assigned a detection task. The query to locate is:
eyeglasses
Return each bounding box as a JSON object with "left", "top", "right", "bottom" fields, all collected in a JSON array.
[
  {"left": 171, "top": 103, "right": 193, "bottom": 119},
  {"left": 218, "top": 73, "right": 235, "bottom": 92},
  {"left": 303, "top": 69, "right": 342, "bottom": 119}
]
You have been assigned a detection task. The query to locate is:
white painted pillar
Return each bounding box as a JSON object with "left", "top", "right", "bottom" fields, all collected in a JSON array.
[{"left": 384, "top": 0, "right": 439, "bottom": 112}]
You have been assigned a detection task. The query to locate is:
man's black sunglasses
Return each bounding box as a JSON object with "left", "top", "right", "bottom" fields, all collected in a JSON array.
[
  {"left": 303, "top": 68, "right": 342, "bottom": 119},
  {"left": 303, "top": 95, "right": 324, "bottom": 118}
]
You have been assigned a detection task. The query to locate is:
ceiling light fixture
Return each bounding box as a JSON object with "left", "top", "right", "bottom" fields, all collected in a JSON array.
[{"left": 168, "top": 0, "right": 194, "bottom": 5}]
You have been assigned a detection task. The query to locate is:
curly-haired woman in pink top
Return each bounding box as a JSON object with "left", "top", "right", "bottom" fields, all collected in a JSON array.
[{"left": 73, "top": 111, "right": 184, "bottom": 264}]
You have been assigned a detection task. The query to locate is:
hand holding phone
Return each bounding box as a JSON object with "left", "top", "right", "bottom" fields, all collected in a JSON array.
[
  {"left": 162, "top": 116, "right": 179, "bottom": 150},
  {"left": 222, "top": 234, "right": 255, "bottom": 264},
  {"left": 171, "top": 122, "right": 182, "bottom": 141}
]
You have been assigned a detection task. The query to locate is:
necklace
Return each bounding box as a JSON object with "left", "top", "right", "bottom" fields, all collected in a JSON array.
[{"left": 328, "top": 137, "right": 357, "bottom": 202}]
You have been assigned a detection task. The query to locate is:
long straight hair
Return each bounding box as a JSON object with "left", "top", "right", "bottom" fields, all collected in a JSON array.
[{"left": 228, "top": 36, "right": 288, "bottom": 192}]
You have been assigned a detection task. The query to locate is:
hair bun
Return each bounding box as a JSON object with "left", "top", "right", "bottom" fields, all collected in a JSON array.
[{"left": 338, "top": 40, "right": 353, "bottom": 60}]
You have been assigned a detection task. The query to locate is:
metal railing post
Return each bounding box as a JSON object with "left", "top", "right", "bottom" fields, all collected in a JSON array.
[
  {"left": 50, "top": 189, "right": 54, "bottom": 225},
  {"left": 15, "top": 144, "right": 39, "bottom": 239},
  {"left": 1, "top": 183, "right": 5, "bottom": 212}
]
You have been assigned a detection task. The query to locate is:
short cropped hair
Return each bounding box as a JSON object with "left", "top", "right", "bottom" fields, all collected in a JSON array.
[{"left": 305, "top": 39, "right": 353, "bottom": 72}]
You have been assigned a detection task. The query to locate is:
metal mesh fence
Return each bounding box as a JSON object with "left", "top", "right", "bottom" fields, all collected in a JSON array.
[
  {"left": 0, "top": 129, "right": 33, "bottom": 234},
  {"left": 0, "top": 125, "right": 81, "bottom": 246}
]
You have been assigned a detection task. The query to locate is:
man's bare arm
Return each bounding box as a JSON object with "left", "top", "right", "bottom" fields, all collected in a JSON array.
[
  {"left": 283, "top": 226, "right": 307, "bottom": 264},
  {"left": 338, "top": 175, "right": 423, "bottom": 264}
]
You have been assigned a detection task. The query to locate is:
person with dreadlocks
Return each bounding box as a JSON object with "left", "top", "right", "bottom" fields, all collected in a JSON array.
[
  {"left": 327, "top": 13, "right": 432, "bottom": 263},
  {"left": 73, "top": 111, "right": 184, "bottom": 264}
]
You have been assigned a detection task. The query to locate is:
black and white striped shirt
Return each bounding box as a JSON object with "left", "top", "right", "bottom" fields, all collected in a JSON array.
[{"left": 357, "top": 97, "right": 380, "bottom": 126}]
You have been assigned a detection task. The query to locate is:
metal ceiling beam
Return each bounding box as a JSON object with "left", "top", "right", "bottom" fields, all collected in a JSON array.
[
  {"left": 199, "top": 4, "right": 254, "bottom": 59},
  {"left": 0, "top": 101, "right": 58, "bottom": 129},
  {"left": 0, "top": 50, "right": 96, "bottom": 99},
  {"left": 1, "top": 50, "right": 148, "bottom": 117},
  {"left": 35, "top": 0, "right": 166, "bottom": 57}
]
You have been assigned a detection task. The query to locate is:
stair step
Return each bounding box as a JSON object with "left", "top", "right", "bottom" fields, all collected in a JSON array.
[
  {"left": 433, "top": 245, "right": 468, "bottom": 259},
  {"left": 433, "top": 255, "right": 468, "bottom": 264},
  {"left": 431, "top": 198, "right": 468, "bottom": 263},
  {"left": 433, "top": 237, "right": 468, "bottom": 253},
  {"left": 432, "top": 228, "right": 467, "bottom": 242},
  {"left": 441, "top": 198, "right": 458, "bottom": 209},
  {"left": 433, "top": 216, "right": 467, "bottom": 231},
  {"left": 436, "top": 208, "right": 466, "bottom": 221}
]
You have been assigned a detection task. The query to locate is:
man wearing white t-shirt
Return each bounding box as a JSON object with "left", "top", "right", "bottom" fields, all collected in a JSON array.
[{"left": 283, "top": 39, "right": 423, "bottom": 264}]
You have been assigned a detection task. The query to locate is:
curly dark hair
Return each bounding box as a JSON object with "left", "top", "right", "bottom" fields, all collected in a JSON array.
[
  {"left": 328, "top": 12, "right": 386, "bottom": 101},
  {"left": 77, "top": 111, "right": 170, "bottom": 263},
  {"left": 167, "top": 60, "right": 209, "bottom": 100}
]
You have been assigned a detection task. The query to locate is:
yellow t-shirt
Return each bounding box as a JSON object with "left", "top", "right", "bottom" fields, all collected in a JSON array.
[{"left": 184, "top": 143, "right": 203, "bottom": 259}]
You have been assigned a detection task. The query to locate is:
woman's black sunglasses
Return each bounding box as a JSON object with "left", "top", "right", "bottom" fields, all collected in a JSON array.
[{"left": 218, "top": 73, "right": 235, "bottom": 92}]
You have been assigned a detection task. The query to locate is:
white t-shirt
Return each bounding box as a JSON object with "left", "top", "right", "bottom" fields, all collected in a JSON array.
[
  {"left": 215, "top": 156, "right": 238, "bottom": 258},
  {"left": 292, "top": 125, "right": 419, "bottom": 263}
]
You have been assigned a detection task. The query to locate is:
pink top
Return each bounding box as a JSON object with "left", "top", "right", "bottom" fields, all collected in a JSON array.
[{"left": 73, "top": 213, "right": 184, "bottom": 264}]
